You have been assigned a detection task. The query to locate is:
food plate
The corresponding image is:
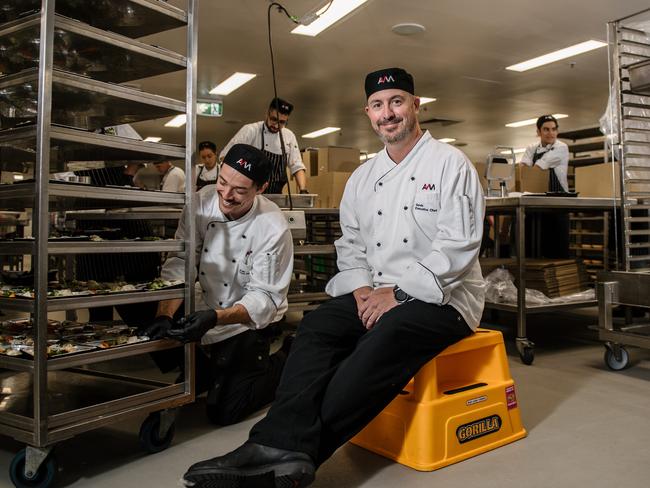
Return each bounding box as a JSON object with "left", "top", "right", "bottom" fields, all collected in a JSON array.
[
  {"left": 20, "top": 343, "right": 97, "bottom": 357},
  {"left": 81, "top": 335, "right": 149, "bottom": 349}
]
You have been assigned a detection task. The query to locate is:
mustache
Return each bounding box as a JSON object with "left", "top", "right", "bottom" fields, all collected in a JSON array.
[{"left": 378, "top": 116, "right": 403, "bottom": 126}]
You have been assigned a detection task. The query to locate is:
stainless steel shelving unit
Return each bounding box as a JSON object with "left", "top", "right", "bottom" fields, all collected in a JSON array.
[{"left": 0, "top": 1, "right": 198, "bottom": 486}]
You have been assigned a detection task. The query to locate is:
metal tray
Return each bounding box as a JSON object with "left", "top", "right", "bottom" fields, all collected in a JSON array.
[
  {"left": 264, "top": 194, "right": 316, "bottom": 208},
  {"left": 0, "top": 0, "right": 187, "bottom": 38},
  {"left": 0, "top": 68, "right": 185, "bottom": 131},
  {"left": 629, "top": 58, "right": 650, "bottom": 96},
  {"left": 0, "top": 14, "right": 186, "bottom": 83}
]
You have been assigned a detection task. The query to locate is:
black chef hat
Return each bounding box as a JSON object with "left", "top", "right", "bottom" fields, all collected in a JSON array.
[
  {"left": 269, "top": 97, "right": 294, "bottom": 115},
  {"left": 222, "top": 143, "right": 272, "bottom": 187},
  {"left": 536, "top": 114, "right": 558, "bottom": 130},
  {"left": 365, "top": 67, "right": 415, "bottom": 99}
]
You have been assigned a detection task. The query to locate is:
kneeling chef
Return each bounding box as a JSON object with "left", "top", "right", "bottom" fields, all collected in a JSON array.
[{"left": 142, "top": 143, "right": 294, "bottom": 426}]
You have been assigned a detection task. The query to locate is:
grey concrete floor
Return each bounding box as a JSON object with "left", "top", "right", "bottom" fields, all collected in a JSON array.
[{"left": 1, "top": 310, "right": 649, "bottom": 488}]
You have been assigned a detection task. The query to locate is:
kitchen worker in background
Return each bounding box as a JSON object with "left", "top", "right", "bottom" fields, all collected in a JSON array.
[
  {"left": 195, "top": 140, "right": 219, "bottom": 190},
  {"left": 142, "top": 143, "right": 294, "bottom": 426},
  {"left": 154, "top": 160, "right": 186, "bottom": 192},
  {"left": 180, "top": 67, "right": 485, "bottom": 488},
  {"left": 520, "top": 114, "right": 570, "bottom": 257},
  {"left": 220, "top": 98, "right": 309, "bottom": 194},
  {"left": 520, "top": 114, "right": 569, "bottom": 192}
]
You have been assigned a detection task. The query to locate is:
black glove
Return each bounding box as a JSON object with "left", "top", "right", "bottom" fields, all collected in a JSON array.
[
  {"left": 299, "top": 189, "right": 310, "bottom": 194},
  {"left": 140, "top": 316, "right": 174, "bottom": 340},
  {"left": 166, "top": 309, "right": 218, "bottom": 343}
]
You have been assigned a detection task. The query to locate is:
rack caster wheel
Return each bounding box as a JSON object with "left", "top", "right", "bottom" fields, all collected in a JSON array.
[
  {"left": 139, "top": 411, "right": 176, "bottom": 454},
  {"left": 604, "top": 345, "right": 630, "bottom": 371},
  {"left": 520, "top": 347, "right": 535, "bottom": 365},
  {"left": 9, "top": 449, "right": 56, "bottom": 488}
]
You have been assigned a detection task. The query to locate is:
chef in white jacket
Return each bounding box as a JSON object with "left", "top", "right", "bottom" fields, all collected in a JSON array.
[
  {"left": 143, "top": 143, "right": 294, "bottom": 426},
  {"left": 520, "top": 114, "right": 570, "bottom": 193},
  {"left": 179, "top": 67, "right": 486, "bottom": 488}
]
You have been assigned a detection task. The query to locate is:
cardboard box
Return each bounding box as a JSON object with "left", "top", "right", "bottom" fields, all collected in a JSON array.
[
  {"left": 308, "top": 171, "right": 353, "bottom": 208},
  {"left": 317, "top": 147, "right": 360, "bottom": 175},
  {"left": 301, "top": 150, "right": 319, "bottom": 177},
  {"left": 515, "top": 164, "right": 549, "bottom": 193},
  {"left": 575, "top": 162, "right": 620, "bottom": 198}
]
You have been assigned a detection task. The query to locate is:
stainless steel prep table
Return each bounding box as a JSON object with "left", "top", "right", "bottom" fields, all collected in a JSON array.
[{"left": 485, "top": 195, "right": 620, "bottom": 364}]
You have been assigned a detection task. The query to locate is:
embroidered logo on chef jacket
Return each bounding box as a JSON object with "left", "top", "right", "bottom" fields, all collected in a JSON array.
[{"left": 421, "top": 183, "right": 435, "bottom": 191}]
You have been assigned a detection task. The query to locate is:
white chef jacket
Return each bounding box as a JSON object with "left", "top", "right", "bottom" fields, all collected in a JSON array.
[
  {"left": 520, "top": 140, "right": 569, "bottom": 192},
  {"left": 193, "top": 164, "right": 219, "bottom": 190},
  {"left": 160, "top": 186, "right": 294, "bottom": 344},
  {"left": 220, "top": 121, "right": 306, "bottom": 176},
  {"left": 161, "top": 165, "right": 186, "bottom": 192},
  {"left": 325, "top": 131, "right": 486, "bottom": 330}
]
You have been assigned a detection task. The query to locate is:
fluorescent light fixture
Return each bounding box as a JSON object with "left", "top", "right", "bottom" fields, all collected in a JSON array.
[
  {"left": 360, "top": 152, "right": 378, "bottom": 161},
  {"left": 506, "top": 113, "right": 568, "bottom": 128},
  {"left": 302, "top": 127, "right": 340, "bottom": 139},
  {"left": 13, "top": 174, "right": 24, "bottom": 181},
  {"left": 144, "top": 136, "right": 162, "bottom": 143},
  {"left": 209, "top": 72, "right": 257, "bottom": 96},
  {"left": 439, "top": 138, "right": 456, "bottom": 143},
  {"left": 292, "top": 0, "right": 369, "bottom": 37},
  {"left": 164, "top": 114, "right": 186, "bottom": 127},
  {"left": 500, "top": 148, "right": 526, "bottom": 154},
  {"left": 506, "top": 40, "right": 607, "bottom": 72},
  {"left": 419, "top": 97, "right": 437, "bottom": 105}
]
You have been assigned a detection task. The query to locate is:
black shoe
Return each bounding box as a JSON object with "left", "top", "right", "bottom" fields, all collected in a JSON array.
[{"left": 182, "top": 442, "right": 315, "bottom": 488}]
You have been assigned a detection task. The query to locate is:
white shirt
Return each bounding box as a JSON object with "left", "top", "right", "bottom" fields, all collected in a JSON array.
[
  {"left": 520, "top": 140, "right": 569, "bottom": 192},
  {"left": 220, "top": 121, "right": 306, "bottom": 176},
  {"left": 161, "top": 187, "right": 294, "bottom": 344},
  {"left": 325, "top": 132, "right": 486, "bottom": 330},
  {"left": 160, "top": 165, "right": 186, "bottom": 192}
]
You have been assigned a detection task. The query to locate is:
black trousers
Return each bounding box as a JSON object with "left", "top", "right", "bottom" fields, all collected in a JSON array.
[
  {"left": 153, "top": 329, "right": 287, "bottom": 426},
  {"left": 249, "top": 294, "right": 473, "bottom": 465}
]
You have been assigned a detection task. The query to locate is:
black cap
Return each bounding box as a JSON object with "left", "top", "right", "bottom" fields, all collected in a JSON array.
[
  {"left": 536, "top": 115, "right": 558, "bottom": 130},
  {"left": 365, "top": 67, "right": 415, "bottom": 99},
  {"left": 269, "top": 97, "right": 293, "bottom": 115},
  {"left": 222, "top": 144, "right": 272, "bottom": 187}
]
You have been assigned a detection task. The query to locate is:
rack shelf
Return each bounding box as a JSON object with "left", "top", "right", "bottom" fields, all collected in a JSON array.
[
  {"left": 0, "top": 0, "right": 187, "bottom": 38},
  {"left": 0, "top": 68, "right": 185, "bottom": 131},
  {"left": 0, "top": 239, "right": 184, "bottom": 255},
  {"left": 0, "top": 14, "right": 186, "bottom": 83}
]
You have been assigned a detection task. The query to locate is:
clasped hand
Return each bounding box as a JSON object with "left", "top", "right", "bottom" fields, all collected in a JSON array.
[{"left": 354, "top": 286, "right": 398, "bottom": 330}]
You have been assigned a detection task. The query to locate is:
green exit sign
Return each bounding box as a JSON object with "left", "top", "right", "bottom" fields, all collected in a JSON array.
[{"left": 197, "top": 101, "right": 223, "bottom": 117}]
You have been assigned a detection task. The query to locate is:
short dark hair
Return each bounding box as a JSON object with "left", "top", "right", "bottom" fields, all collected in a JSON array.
[
  {"left": 536, "top": 115, "right": 558, "bottom": 130},
  {"left": 269, "top": 97, "right": 293, "bottom": 115},
  {"left": 198, "top": 140, "right": 217, "bottom": 152}
]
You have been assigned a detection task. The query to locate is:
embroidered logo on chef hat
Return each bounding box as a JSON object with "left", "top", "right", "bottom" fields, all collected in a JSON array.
[
  {"left": 223, "top": 144, "right": 272, "bottom": 187},
  {"left": 365, "top": 67, "right": 415, "bottom": 98},
  {"left": 269, "top": 97, "right": 293, "bottom": 115}
]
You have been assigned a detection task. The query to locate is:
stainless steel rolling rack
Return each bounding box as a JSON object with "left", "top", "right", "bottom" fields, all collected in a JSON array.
[
  {"left": 595, "top": 7, "right": 650, "bottom": 370},
  {"left": 0, "top": 1, "right": 198, "bottom": 486}
]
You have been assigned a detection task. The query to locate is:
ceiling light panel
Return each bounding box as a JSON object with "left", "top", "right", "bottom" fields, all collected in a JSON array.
[
  {"left": 506, "top": 114, "right": 568, "bottom": 128},
  {"left": 209, "top": 72, "right": 257, "bottom": 95},
  {"left": 419, "top": 97, "right": 437, "bottom": 105},
  {"left": 164, "top": 114, "right": 186, "bottom": 127},
  {"left": 292, "top": 0, "right": 369, "bottom": 37},
  {"left": 506, "top": 40, "right": 606, "bottom": 72},
  {"left": 439, "top": 138, "right": 456, "bottom": 143},
  {"left": 302, "top": 127, "right": 341, "bottom": 139}
]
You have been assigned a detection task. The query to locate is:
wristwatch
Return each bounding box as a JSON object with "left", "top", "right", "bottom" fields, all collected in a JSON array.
[{"left": 393, "top": 286, "right": 411, "bottom": 304}]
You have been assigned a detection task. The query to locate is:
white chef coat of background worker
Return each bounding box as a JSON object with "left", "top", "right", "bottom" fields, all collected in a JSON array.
[
  {"left": 520, "top": 115, "right": 570, "bottom": 192},
  {"left": 219, "top": 121, "right": 306, "bottom": 180},
  {"left": 326, "top": 131, "right": 486, "bottom": 330},
  {"left": 160, "top": 151, "right": 294, "bottom": 345}
]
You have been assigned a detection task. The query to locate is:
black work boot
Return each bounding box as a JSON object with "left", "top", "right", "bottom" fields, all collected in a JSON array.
[{"left": 182, "top": 442, "right": 315, "bottom": 488}]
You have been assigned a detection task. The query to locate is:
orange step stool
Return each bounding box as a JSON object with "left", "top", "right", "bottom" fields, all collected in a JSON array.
[{"left": 350, "top": 329, "right": 527, "bottom": 471}]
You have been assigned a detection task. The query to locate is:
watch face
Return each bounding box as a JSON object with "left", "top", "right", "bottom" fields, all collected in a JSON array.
[{"left": 394, "top": 288, "right": 408, "bottom": 303}]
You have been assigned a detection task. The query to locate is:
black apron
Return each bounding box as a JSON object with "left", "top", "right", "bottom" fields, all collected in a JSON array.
[
  {"left": 261, "top": 125, "right": 288, "bottom": 194},
  {"left": 531, "top": 145, "right": 570, "bottom": 258},
  {"left": 196, "top": 165, "right": 217, "bottom": 191},
  {"left": 532, "top": 145, "right": 564, "bottom": 192}
]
